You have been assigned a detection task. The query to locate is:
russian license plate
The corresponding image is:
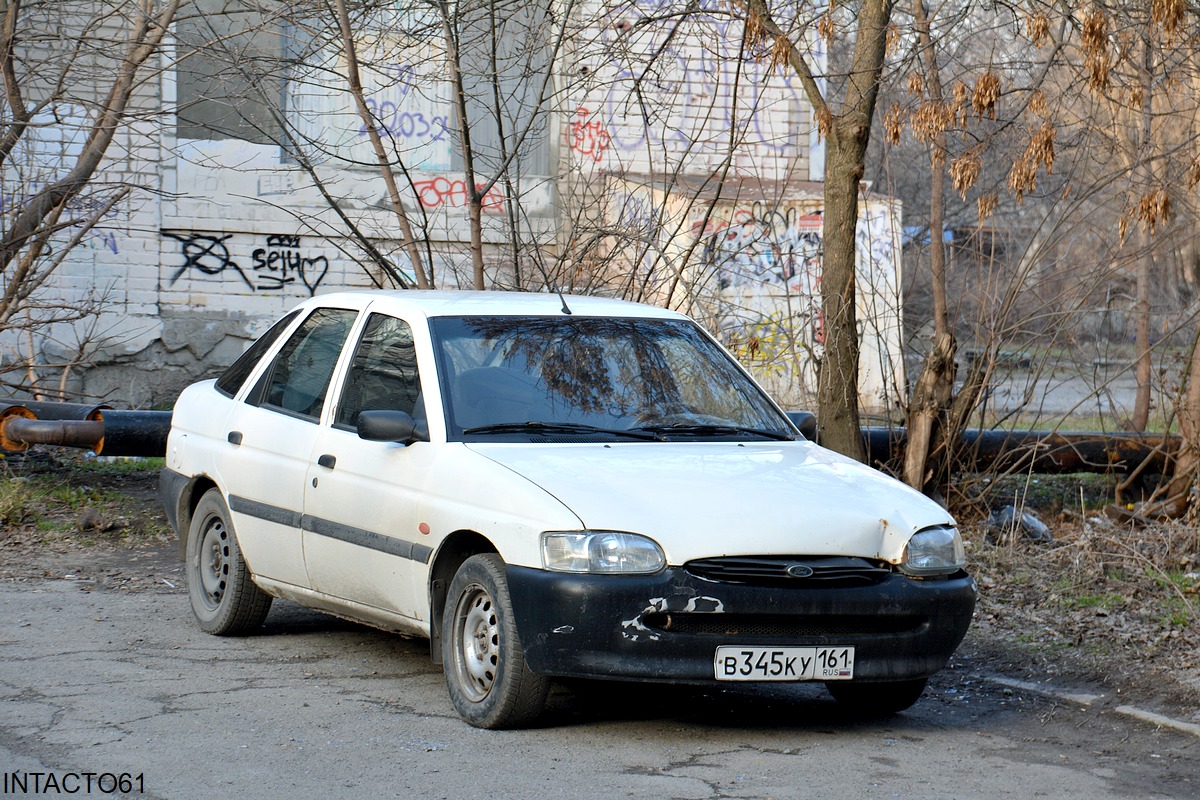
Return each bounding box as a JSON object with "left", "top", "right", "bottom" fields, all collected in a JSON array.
[{"left": 714, "top": 646, "right": 855, "bottom": 681}]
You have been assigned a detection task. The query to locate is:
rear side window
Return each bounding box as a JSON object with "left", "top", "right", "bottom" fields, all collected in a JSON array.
[
  {"left": 215, "top": 310, "right": 301, "bottom": 398},
  {"left": 254, "top": 308, "right": 358, "bottom": 420}
]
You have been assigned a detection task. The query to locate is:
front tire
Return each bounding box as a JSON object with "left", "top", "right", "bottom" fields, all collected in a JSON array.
[
  {"left": 186, "top": 489, "right": 272, "bottom": 635},
  {"left": 442, "top": 554, "right": 549, "bottom": 729},
  {"left": 825, "top": 677, "right": 928, "bottom": 715}
]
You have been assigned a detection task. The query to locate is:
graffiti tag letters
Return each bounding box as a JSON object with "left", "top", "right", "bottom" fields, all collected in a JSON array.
[
  {"left": 252, "top": 235, "right": 329, "bottom": 295},
  {"left": 164, "top": 231, "right": 328, "bottom": 296},
  {"left": 565, "top": 107, "right": 611, "bottom": 162},
  {"left": 412, "top": 177, "right": 505, "bottom": 212}
]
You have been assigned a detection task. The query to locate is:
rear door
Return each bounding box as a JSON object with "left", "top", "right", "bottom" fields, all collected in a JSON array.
[{"left": 217, "top": 306, "right": 359, "bottom": 587}]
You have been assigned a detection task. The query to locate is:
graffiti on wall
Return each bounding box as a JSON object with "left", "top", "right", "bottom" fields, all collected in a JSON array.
[
  {"left": 699, "top": 205, "right": 825, "bottom": 348},
  {"left": 594, "top": 3, "right": 809, "bottom": 157},
  {"left": 565, "top": 107, "right": 611, "bottom": 162},
  {"left": 412, "top": 177, "right": 505, "bottom": 212},
  {"left": 162, "top": 231, "right": 253, "bottom": 290},
  {"left": 356, "top": 60, "right": 454, "bottom": 171},
  {"left": 251, "top": 235, "right": 330, "bottom": 294},
  {"left": 163, "top": 232, "right": 329, "bottom": 296},
  {"left": 700, "top": 205, "right": 823, "bottom": 292}
]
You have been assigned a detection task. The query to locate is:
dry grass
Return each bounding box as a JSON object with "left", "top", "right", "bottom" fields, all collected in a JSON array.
[{"left": 966, "top": 510, "right": 1200, "bottom": 711}]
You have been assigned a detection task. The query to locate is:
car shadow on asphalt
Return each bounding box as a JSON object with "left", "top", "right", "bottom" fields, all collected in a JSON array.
[{"left": 239, "top": 599, "right": 1001, "bottom": 731}]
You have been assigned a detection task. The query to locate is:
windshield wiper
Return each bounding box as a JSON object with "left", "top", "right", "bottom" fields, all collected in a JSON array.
[
  {"left": 462, "top": 421, "right": 661, "bottom": 440},
  {"left": 634, "top": 423, "right": 794, "bottom": 441}
]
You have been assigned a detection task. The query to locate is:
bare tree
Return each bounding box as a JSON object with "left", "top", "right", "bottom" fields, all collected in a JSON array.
[
  {"left": 0, "top": 0, "right": 180, "bottom": 395},
  {"left": 739, "top": 0, "right": 898, "bottom": 461}
]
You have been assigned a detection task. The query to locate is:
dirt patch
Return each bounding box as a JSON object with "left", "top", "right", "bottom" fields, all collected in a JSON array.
[
  {"left": 0, "top": 451, "right": 183, "bottom": 594},
  {"left": 962, "top": 504, "right": 1200, "bottom": 723}
]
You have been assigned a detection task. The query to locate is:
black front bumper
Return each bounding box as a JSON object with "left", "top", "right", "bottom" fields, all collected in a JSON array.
[{"left": 506, "top": 565, "right": 976, "bottom": 683}]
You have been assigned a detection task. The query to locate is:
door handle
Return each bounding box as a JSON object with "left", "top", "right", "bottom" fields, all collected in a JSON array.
[
  {"left": 227, "top": 431, "right": 243, "bottom": 445},
  {"left": 317, "top": 454, "right": 336, "bottom": 469}
]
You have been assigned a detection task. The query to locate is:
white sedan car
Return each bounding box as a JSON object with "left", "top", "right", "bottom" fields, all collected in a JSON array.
[{"left": 161, "top": 290, "right": 975, "bottom": 728}]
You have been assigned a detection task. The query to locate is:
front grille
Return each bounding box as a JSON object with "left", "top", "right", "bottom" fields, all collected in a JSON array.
[
  {"left": 641, "top": 612, "right": 921, "bottom": 638},
  {"left": 684, "top": 556, "right": 892, "bottom": 587}
]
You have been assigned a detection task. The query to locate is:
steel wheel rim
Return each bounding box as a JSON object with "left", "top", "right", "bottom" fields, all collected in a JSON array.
[
  {"left": 451, "top": 584, "right": 499, "bottom": 702},
  {"left": 196, "top": 515, "right": 230, "bottom": 610}
]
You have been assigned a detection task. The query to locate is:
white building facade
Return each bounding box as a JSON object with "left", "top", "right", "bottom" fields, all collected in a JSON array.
[{"left": 14, "top": 0, "right": 904, "bottom": 412}]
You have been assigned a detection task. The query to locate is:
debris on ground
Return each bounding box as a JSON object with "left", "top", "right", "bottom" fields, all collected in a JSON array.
[{"left": 986, "top": 504, "right": 1053, "bottom": 543}]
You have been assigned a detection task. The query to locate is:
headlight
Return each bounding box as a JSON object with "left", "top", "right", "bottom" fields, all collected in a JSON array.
[
  {"left": 541, "top": 531, "right": 666, "bottom": 574},
  {"left": 899, "top": 526, "right": 965, "bottom": 577}
]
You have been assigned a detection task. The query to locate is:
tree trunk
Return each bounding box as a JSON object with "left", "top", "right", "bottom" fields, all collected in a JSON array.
[
  {"left": 812, "top": 0, "right": 893, "bottom": 462},
  {"left": 1131, "top": 36, "right": 1155, "bottom": 431},
  {"left": 744, "top": 0, "right": 893, "bottom": 461},
  {"left": 442, "top": 14, "right": 487, "bottom": 290},
  {"left": 817, "top": 132, "right": 867, "bottom": 462},
  {"left": 1151, "top": 325, "right": 1200, "bottom": 517},
  {"left": 901, "top": 0, "right": 957, "bottom": 495}
]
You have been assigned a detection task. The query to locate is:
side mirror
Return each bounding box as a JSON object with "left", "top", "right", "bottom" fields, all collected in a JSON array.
[
  {"left": 785, "top": 410, "right": 818, "bottom": 442},
  {"left": 357, "top": 410, "right": 428, "bottom": 443}
]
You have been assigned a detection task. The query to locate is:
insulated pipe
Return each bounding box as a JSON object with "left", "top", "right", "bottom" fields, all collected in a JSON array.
[
  {"left": 0, "top": 407, "right": 172, "bottom": 457},
  {"left": 92, "top": 409, "right": 173, "bottom": 457},
  {"left": 859, "top": 426, "right": 1176, "bottom": 475},
  {"left": 0, "top": 405, "right": 37, "bottom": 451},
  {"left": 17, "top": 400, "right": 109, "bottom": 421}
]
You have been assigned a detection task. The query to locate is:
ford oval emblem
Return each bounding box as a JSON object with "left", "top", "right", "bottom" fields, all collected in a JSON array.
[{"left": 786, "top": 564, "right": 815, "bottom": 578}]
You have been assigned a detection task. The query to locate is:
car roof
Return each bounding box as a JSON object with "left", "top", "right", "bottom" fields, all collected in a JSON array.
[{"left": 309, "top": 290, "right": 689, "bottom": 321}]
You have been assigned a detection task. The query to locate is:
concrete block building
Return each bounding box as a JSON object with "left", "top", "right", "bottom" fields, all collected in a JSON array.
[{"left": 10, "top": 0, "right": 904, "bottom": 412}]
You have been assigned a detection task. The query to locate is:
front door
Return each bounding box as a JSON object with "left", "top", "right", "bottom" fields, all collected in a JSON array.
[{"left": 301, "top": 312, "right": 436, "bottom": 621}]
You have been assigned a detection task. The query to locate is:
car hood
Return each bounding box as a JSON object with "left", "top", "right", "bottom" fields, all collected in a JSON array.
[{"left": 465, "top": 441, "right": 954, "bottom": 565}]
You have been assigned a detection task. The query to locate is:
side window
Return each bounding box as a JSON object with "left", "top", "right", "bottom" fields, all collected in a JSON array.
[
  {"left": 335, "top": 314, "right": 423, "bottom": 429},
  {"left": 215, "top": 310, "right": 301, "bottom": 398},
  {"left": 255, "top": 308, "right": 358, "bottom": 420}
]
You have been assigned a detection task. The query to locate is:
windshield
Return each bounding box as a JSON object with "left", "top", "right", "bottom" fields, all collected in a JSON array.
[{"left": 430, "top": 316, "right": 794, "bottom": 441}]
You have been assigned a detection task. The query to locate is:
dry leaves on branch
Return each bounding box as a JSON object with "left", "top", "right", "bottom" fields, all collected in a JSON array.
[
  {"left": 951, "top": 147, "right": 983, "bottom": 199},
  {"left": 885, "top": 23, "right": 900, "bottom": 57},
  {"left": 953, "top": 81, "right": 970, "bottom": 126},
  {"left": 1136, "top": 188, "right": 1172, "bottom": 234},
  {"left": 1028, "top": 90, "right": 1047, "bottom": 119},
  {"left": 1152, "top": 0, "right": 1185, "bottom": 41},
  {"left": 977, "top": 192, "right": 998, "bottom": 222},
  {"left": 1082, "top": 6, "right": 1110, "bottom": 92},
  {"left": 908, "top": 71, "right": 925, "bottom": 97},
  {"left": 911, "top": 100, "right": 954, "bottom": 142},
  {"left": 884, "top": 102, "right": 904, "bottom": 145},
  {"left": 1026, "top": 12, "right": 1050, "bottom": 47},
  {"left": 1008, "top": 123, "right": 1056, "bottom": 201},
  {"left": 1188, "top": 158, "right": 1200, "bottom": 190},
  {"left": 817, "top": 12, "right": 834, "bottom": 44},
  {"left": 768, "top": 33, "right": 793, "bottom": 72},
  {"left": 815, "top": 106, "right": 833, "bottom": 143},
  {"left": 972, "top": 71, "right": 1000, "bottom": 119}
]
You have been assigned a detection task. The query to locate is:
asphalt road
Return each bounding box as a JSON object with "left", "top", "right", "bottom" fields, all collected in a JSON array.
[{"left": 1, "top": 581, "right": 1197, "bottom": 800}]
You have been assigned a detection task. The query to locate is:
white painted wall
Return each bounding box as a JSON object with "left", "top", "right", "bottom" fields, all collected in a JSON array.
[{"left": 14, "top": 0, "right": 905, "bottom": 416}]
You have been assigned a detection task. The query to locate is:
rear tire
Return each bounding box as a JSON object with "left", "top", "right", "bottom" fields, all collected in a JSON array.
[
  {"left": 186, "top": 489, "right": 272, "bottom": 635},
  {"left": 825, "top": 677, "right": 928, "bottom": 715},
  {"left": 442, "top": 554, "right": 549, "bottom": 729}
]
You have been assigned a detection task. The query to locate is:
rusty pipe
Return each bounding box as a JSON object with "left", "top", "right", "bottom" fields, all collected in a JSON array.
[{"left": 2, "top": 417, "right": 105, "bottom": 452}]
